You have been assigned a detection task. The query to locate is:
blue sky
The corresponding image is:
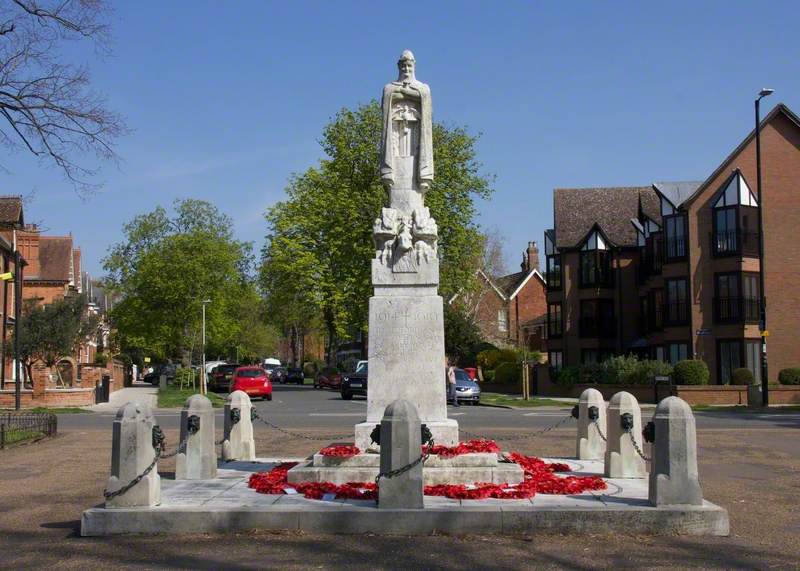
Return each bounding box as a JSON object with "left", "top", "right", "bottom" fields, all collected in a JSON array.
[{"left": 7, "top": 0, "right": 800, "bottom": 276}]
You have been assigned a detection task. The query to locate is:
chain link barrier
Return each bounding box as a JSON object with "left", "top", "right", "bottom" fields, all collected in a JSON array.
[
  {"left": 250, "top": 409, "right": 352, "bottom": 442},
  {"left": 374, "top": 440, "right": 433, "bottom": 488},
  {"left": 626, "top": 429, "right": 651, "bottom": 462},
  {"left": 591, "top": 419, "right": 607, "bottom": 443},
  {"left": 459, "top": 411, "right": 575, "bottom": 443}
]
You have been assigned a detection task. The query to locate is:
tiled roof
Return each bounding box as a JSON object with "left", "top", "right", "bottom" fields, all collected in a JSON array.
[
  {"left": 653, "top": 181, "right": 703, "bottom": 208},
  {"left": 0, "top": 196, "right": 23, "bottom": 225},
  {"left": 553, "top": 186, "right": 660, "bottom": 249},
  {"left": 494, "top": 271, "right": 528, "bottom": 298},
  {"left": 30, "top": 236, "right": 73, "bottom": 282}
]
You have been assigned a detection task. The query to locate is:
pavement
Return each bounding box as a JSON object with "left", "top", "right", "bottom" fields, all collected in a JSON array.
[
  {"left": 83, "top": 383, "right": 157, "bottom": 413},
  {"left": 1, "top": 383, "right": 799, "bottom": 569}
]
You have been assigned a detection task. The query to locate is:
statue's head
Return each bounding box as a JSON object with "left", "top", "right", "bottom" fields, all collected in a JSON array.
[{"left": 397, "top": 50, "right": 416, "bottom": 83}]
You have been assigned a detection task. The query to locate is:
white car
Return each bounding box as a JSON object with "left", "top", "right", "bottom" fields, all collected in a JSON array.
[{"left": 263, "top": 358, "right": 281, "bottom": 367}]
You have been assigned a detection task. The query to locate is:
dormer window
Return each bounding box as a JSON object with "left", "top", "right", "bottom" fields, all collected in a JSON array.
[
  {"left": 579, "top": 230, "right": 613, "bottom": 288},
  {"left": 712, "top": 171, "right": 759, "bottom": 257}
]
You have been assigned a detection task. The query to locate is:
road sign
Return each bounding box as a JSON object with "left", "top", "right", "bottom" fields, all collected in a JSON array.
[
  {"left": 144, "top": 357, "right": 151, "bottom": 363},
  {"left": 762, "top": 330, "right": 769, "bottom": 337},
  {"left": 696, "top": 329, "right": 711, "bottom": 336}
]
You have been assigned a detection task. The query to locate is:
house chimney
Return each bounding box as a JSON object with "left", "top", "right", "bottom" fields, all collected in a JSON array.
[{"left": 527, "top": 241, "right": 539, "bottom": 272}]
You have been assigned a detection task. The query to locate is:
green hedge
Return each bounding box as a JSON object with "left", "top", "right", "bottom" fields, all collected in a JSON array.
[
  {"left": 673, "top": 360, "right": 709, "bottom": 385},
  {"left": 476, "top": 348, "right": 520, "bottom": 370},
  {"left": 731, "top": 368, "right": 755, "bottom": 385},
  {"left": 551, "top": 356, "right": 672, "bottom": 386},
  {"left": 778, "top": 367, "right": 800, "bottom": 385},
  {"left": 495, "top": 361, "right": 522, "bottom": 385}
]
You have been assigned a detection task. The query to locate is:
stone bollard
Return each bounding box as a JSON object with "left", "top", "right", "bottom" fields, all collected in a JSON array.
[
  {"left": 159, "top": 374, "right": 167, "bottom": 391},
  {"left": 378, "top": 399, "right": 424, "bottom": 509},
  {"left": 176, "top": 394, "right": 217, "bottom": 480},
  {"left": 105, "top": 402, "right": 161, "bottom": 508},
  {"left": 604, "top": 391, "right": 646, "bottom": 478},
  {"left": 649, "top": 396, "right": 703, "bottom": 506},
  {"left": 576, "top": 388, "right": 607, "bottom": 460},
  {"left": 222, "top": 390, "right": 256, "bottom": 461}
]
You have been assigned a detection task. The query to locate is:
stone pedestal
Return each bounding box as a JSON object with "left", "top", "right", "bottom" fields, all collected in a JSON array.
[
  {"left": 105, "top": 402, "right": 161, "bottom": 508},
  {"left": 576, "top": 388, "right": 606, "bottom": 460},
  {"left": 378, "top": 399, "right": 423, "bottom": 509},
  {"left": 176, "top": 394, "right": 217, "bottom": 480},
  {"left": 649, "top": 396, "right": 703, "bottom": 506},
  {"left": 222, "top": 391, "right": 256, "bottom": 462},
  {"left": 604, "top": 391, "right": 646, "bottom": 479}
]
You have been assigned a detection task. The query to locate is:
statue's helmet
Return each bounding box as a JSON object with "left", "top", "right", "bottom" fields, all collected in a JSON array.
[{"left": 398, "top": 50, "right": 416, "bottom": 64}]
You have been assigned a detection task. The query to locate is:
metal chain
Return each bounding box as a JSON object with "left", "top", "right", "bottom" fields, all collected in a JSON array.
[
  {"left": 251, "top": 410, "right": 352, "bottom": 442},
  {"left": 374, "top": 438, "right": 434, "bottom": 496},
  {"left": 592, "top": 419, "right": 607, "bottom": 442},
  {"left": 159, "top": 434, "right": 190, "bottom": 459},
  {"left": 627, "top": 430, "right": 651, "bottom": 462},
  {"left": 460, "top": 412, "right": 575, "bottom": 443},
  {"left": 103, "top": 447, "right": 161, "bottom": 501}
]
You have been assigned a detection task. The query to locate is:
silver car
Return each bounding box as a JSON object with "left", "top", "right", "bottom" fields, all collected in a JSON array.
[{"left": 446, "top": 368, "right": 481, "bottom": 405}]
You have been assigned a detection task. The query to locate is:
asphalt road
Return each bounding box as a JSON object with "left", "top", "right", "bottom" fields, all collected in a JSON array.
[{"left": 57, "top": 384, "right": 800, "bottom": 433}]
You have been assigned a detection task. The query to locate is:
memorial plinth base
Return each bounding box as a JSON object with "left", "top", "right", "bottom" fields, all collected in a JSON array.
[
  {"left": 286, "top": 449, "right": 524, "bottom": 486},
  {"left": 354, "top": 419, "right": 458, "bottom": 452}
]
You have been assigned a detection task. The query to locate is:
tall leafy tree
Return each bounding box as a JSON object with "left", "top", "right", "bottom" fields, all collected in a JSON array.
[
  {"left": 104, "top": 199, "right": 258, "bottom": 366},
  {"left": 262, "top": 101, "right": 493, "bottom": 360}
]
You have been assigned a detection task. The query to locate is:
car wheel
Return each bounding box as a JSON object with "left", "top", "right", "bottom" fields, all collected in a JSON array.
[
  {"left": 341, "top": 392, "right": 352, "bottom": 400},
  {"left": 266, "top": 394, "right": 273, "bottom": 401}
]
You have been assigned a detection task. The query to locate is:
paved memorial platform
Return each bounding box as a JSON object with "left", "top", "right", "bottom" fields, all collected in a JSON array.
[{"left": 81, "top": 457, "right": 729, "bottom": 536}]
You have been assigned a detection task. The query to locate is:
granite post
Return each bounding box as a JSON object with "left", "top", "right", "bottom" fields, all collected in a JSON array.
[
  {"left": 378, "top": 399, "right": 424, "bottom": 509},
  {"left": 222, "top": 390, "right": 256, "bottom": 462},
  {"left": 604, "top": 391, "right": 646, "bottom": 478},
  {"left": 176, "top": 394, "right": 217, "bottom": 480},
  {"left": 354, "top": 50, "right": 458, "bottom": 451},
  {"left": 104, "top": 402, "right": 161, "bottom": 508},
  {"left": 576, "top": 388, "right": 607, "bottom": 460},
  {"left": 649, "top": 396, "right": 703, "bottom": 506}
]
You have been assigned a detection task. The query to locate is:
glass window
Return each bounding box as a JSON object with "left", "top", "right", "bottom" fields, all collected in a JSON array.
[
  {"left": 497, "top": 310, "right": 508, "bottom": 332},
  {"left": 668, "top": 343, "right": 689, "bottom": 364},
  {"left": 745, "top": 340, "right": 761, "bottom": 383},
  {"left": 582, "top": 349, "right": 598, "bottom": 364},
  {"left": 547, "top": 303, "right": 562, "bottom": 337},
  {"left": 580, "top": 231, "right": 612, "bottom": 287},
  {"left": 546, "top": 255, "right": 562, "bottom": 290},
  {"left": 654, "top": 346, "right": 666, "bottom": 362},
  {"left": 548, "top": 351, "right": 563, "bottom": 371},
  {"left": 666, "top": 278, "right": 689, "bottom": 324},
  {"left": 665, "top": 215, "right": 686, "bottom": 259},
  {"left": 718, "top": 340, "right": 742, "bottom": 384}
]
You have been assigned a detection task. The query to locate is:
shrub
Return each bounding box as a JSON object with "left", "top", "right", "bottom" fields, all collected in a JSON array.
[
  {"left": 597, "top": 355, "right": 640, "bottom": 385},
  {"left": 626, "top": 359, "right": 673, "bottom": 385},
  {"left": 476, "top": 349, "right": 502, "bottom": 370},
  {"left": 303, "top": 360, "right": 325, "bottom": 378},
  {"left": 673, "top": 360, "right": 709, "bottom": 385},
  {"left": 174, "top": 367, "right": 196, "bottom": 387},
  {"left": 552, "top": 365, "right": 580, "bottom": 386},
  {"left": 94, "top": 352, "right": 108, "bottom": 367},
  {"left": 482, "top": 369, "right": 496, "bottom": 383},
  {"left": 731, "top": 368, "right": 755, "bottom": 385},
  {"left": 495, "top": 361, "right": 522, "bottom": 384},
  {"left": 778, "top": 367, "right": 800, "bottom": 385}
]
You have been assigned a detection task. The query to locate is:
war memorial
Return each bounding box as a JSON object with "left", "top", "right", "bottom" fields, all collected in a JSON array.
[{"left": 81, "top": 52, "right": 729, "bottom": 537}]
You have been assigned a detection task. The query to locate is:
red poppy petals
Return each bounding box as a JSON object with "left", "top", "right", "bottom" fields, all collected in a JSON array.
[{"left": 319, "top": 445, "right": 361, "bottom": 457}]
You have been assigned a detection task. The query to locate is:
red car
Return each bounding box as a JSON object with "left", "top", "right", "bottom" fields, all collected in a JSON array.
[
  {"left": 231, "top": 366, "right": 273, "bottom": 401},
  {"left": 314, "top": 367, "right": 343, "bottom": 390}
]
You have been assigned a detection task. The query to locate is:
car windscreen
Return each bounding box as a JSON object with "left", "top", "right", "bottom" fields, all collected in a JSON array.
[
  {"left": 237, "top": 369, "right": 264, "bottom": 377},
  {"left": 218, "top": 365, "right": 239, "bottom": 374},
  {"left": 455, "top": 369, "right": 471, "bottom": 382},
  {"left": 355, "top": 362, "right": 368, "bottom": 374}
]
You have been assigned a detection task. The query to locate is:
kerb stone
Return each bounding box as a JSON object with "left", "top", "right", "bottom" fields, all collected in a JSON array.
[
  {"left": 176, "top": 394, "right": 217, "bottom": 480},
  {"left": 576, "top": 388, "right": 606, "bottom": 460},
  {"left": 104, "top": 402, "right": 160, "bottom": 508},
  {"left": 604, "top": 391, "right": 646, "bottom": 478},
  {"left": 378, "top": 399, "right": 423, "bottom": 509},
  {"left": 222, "top": 391, "right": 256, "bottom": 462},
  {"left": 649, "top": 396, "right": 703, "bottom": 506}
]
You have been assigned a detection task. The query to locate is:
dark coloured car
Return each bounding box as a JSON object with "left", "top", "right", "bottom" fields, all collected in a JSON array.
[
  {"left": 209, "top": 363, "right": 240, "bottom": 392},
  {"left": 446, "top": 367, "right": 482, "bottom": 405},
  {"left": 286, "top": 367, "right": 305, "bottom": 385},
  {"left": 314, "top": 367, "right": 343, "bottom": 390},
  {"left": 341, "top": 361, "right": 367, "bottom": 400},
  {"left": 263, "top": 363, "right": 287, "bottom": 384},
  {"left": 144, "top": 363, "right": 177, "bottom": 385}
]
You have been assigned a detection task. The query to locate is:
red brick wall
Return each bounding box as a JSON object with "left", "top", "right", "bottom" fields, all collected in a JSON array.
[{"left": 508, "top": 272, "right": 547, "bottom": 347}]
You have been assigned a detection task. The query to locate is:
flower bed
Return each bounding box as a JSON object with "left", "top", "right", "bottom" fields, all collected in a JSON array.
[
  {"left": 248, "top": 443, "right": 606, "bottom": 501},
  {"left": 319, "top": 445, "right": 360, "bottom": 457}
]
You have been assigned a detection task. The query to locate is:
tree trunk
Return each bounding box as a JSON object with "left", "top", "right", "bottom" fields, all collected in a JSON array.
[
  {"left": 179, "top": 323, "right": 193, "bottom": 368},
  {"left": 324, "top": 310, "right": 337, "bottom": 365},
  {"left": 289, "top": 323, "right": 298, "bottom": 367}
]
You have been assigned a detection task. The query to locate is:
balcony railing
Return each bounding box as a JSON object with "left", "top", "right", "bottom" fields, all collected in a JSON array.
[
  {"left": 711, "top": 230, "right": 760, "bottom": 257},
  {"left": 579, "top": 317, "right": 617, "bottom": 338},
  {"left": 665, "top": 236, "right": 687, "bottom": 261},
  {"left": 714, "top": 296, "right": 760, "bottom": 324},
  {"left": 664, "top": 301, "right": 690, "bottom": 326}
]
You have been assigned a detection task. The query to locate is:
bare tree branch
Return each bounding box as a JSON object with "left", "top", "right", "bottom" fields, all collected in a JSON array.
[{"left": 0, "top": 0, "right": 125, "bottom": 194}]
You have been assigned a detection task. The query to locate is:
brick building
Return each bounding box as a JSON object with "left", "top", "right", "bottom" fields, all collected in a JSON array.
[
  {"left": 0, "top": 196, "right": 25, "bottom": 389},
  {"left": 544, "top": 103, "right": 800, "bottom": 384},
  {"left": 472, "top": 242, "right": 547, "bottom": 350}
]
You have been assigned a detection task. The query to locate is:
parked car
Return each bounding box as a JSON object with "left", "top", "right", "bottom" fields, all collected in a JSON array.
[
  {"left": 446, "top": 367, "right": 481, "bottom": 405},
  {"left": 209, "top": 363, "right": 240, "bottom": 392},
  {"left": 231, "top": 366, "right": 272, "bottom": 400},
  {"left": 341, "top": 361, "right": 367, "bottom": 400},
  {"left": 314, "top": 366, "right": 343, "bottom": 390},
  {"left": 144, "top": 363, "right": 177, "bottom": 385},
  {"left": 286, "top": 367, "right": 305, "bottom": 385},
  {"left": 264, "top": 364, "right": 287, "bottom": 384}
]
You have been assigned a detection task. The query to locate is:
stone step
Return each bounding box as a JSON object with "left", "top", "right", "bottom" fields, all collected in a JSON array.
[
  {"left": 287, "top": 458, "right": 524, "bottom": 486},
  {"left": 312, "top": 452, "right": 502, "bottom": 469}
]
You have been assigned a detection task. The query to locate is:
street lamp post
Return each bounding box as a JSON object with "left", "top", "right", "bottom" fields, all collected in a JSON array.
[
  {"left": 755, "top": 88, "right": 773, "bottom": 407},
  {"left": 201, "top": 299, "right": 211, "bottom": 395}
]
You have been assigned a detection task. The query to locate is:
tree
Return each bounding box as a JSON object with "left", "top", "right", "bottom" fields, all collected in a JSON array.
[
  {"left": 262, "top": 101, "right": 493, "bottom": 361},
  {"left": 13, "top": 294, "right": 98, "bottom": 384},
  {"left": 443, "top": 302, "right": 483, "bottom": 366},
  {"left": 0, "top": 0, "right": 126, "bottom": 192},
  {"left": 104, "top": 199, "right": 256, "bottom": 367}
]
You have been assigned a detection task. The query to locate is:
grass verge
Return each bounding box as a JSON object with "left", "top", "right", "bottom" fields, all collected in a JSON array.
[
  {"left": 158, "top": 384, "right": 226, "bottom": 408},
  {"left": 692, "top": 404, "right": 800, "bottom": 412},
  {"left": 480, "top": 393, "right": 570, "bottom": 408},
  {"left": 1, "top": 429, "right": 45, "bottom": 446}
]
